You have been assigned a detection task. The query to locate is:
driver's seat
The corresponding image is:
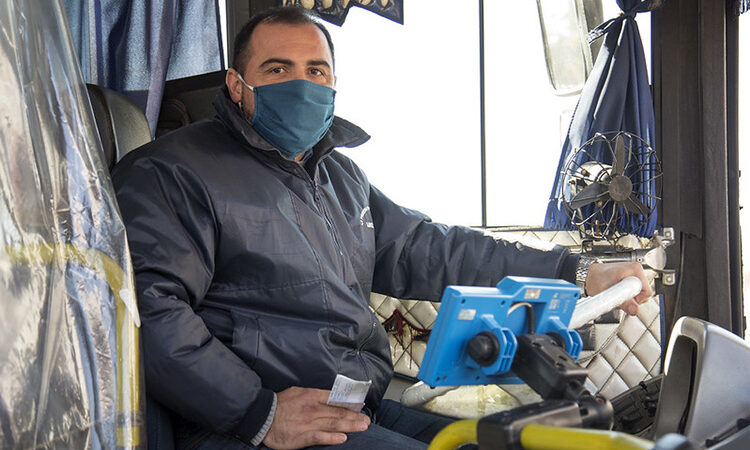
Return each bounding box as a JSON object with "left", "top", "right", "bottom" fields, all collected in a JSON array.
[{"left": 86, "top": 83, "right": 151, "bottom": 169}]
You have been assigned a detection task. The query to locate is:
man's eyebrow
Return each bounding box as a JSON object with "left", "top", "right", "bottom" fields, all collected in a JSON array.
[
  {"left": 259, "top": 58, "right": 293, "bottom": 68},
  {"left": 308, "top": 60, "right": 331, "bottom": 69},
  {"left": 258, "top": 58, "right": 331, "bottom": 70}
]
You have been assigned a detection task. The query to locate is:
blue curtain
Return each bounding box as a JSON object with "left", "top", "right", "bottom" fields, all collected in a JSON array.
[
  {"left": 544, "top": 0, "right": 659, "bottom": 238},
  {"left": 63, "top": 0, "right": 223, "bottom": 136}
]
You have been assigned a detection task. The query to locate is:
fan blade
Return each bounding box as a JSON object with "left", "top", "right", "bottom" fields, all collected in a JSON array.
[
  {"left": 569, "top": 182, "right": 609, "bottom": 210},
  {"left": 622, "top": 193, "right": 650, "bottom": 215},
  {"left": 613, "top": 134, "right": 626, "bottom": 176}
]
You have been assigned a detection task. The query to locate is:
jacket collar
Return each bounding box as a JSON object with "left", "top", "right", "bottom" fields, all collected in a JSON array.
[{"left": 213, "top": 87, "right": 370, "bottom": 160}]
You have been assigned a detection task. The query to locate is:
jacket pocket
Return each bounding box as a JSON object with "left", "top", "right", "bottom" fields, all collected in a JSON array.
[
  {"left": 227, "top": 212, "right": 303, "bottom": 256},
  {"left": 230, "top": 310, "right": 260, "bottom": 369}
]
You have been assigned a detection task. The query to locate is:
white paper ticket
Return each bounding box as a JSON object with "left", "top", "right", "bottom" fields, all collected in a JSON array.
[{"left": 326, "top": 374, "right": 372, "bottom": 412}]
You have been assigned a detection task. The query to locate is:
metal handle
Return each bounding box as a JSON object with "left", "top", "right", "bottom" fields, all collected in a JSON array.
[{"left": 569, "top": 276, "right": 643, "bottom": 329}]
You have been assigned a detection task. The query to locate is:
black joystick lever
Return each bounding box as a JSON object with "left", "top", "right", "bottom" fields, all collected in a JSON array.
[{"left": 468, "top": 331, "right": 500, "bottom": 367}]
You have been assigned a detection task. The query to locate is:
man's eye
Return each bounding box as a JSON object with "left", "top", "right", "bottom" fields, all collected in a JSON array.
[
  {"left": 269, "top": 67, "right": 285, "bottom": 74},
  {"left": 310, "top": 68, "right": 324, "bottom": 76}
]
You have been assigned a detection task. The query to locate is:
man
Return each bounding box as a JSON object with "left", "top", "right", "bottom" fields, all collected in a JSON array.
[{"left": 112, "top": 7, "right": 652, "bottom": 450}]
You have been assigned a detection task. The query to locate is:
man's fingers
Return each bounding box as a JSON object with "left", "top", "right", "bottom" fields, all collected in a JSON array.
[
  {"left": 634, "top": 270, "right": 653, "bottom": 301},
  {"left": 313, "top": 416, "right": 370, "bottom": 433},
  {"left": 635, "top": 289, "right": 652, "bottom": 304},
  {"left": 306, "top": 388, "right": 334, "bottom": 404},
  {"left": 299, "top": 431, "right": 347, "bottom": 448},
  {"left": 622, "top": 298, "right": 639, "bottom": 315},
  {"left": 310, "top": 402, "right": 370, "bottom": 421},
  {"left": 315, "top": 412, "right": 370, "bottom": 433},
  {"left": 268, "top": 430, "right": 348, "bottom": 449}
]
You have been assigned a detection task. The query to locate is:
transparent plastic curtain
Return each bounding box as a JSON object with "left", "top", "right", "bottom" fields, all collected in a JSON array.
[
  {"left": 543, "top": 0, "right": 659, "bottom": 237},
  {"left": 0, "top": 1, "right": 143, "bottom": 448}
]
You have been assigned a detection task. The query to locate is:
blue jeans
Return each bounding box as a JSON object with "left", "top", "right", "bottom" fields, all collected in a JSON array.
[{"left": 174, "top": 399, "right": 455, "bottom": 450}]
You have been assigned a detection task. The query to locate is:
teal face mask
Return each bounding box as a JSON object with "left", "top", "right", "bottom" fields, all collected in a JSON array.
[{"left": 237, "top": 75, "right": 335, "bottom": 160}]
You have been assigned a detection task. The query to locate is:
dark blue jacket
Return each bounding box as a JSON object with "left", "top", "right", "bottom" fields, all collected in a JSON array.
[{"left": 112, "top": 89, "right": 578, "bottom": 443}]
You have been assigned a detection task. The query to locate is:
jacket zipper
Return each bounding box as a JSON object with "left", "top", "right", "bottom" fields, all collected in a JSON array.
[
  {"left": 311, "top": 180, "right": 348, "bottom": 275},
  {"left": 356, "top": 316, "right": 378, "bottom": 381},
  {"left": 303, "top": 168, "right": 372, "bottom": 380}
]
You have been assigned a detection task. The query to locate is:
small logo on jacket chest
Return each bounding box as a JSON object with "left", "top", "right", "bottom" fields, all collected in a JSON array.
[{"left": 360, "top": 207, "right": 374, "bottom": 229}]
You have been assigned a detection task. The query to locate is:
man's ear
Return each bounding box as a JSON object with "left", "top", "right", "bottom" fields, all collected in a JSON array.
[{"left": 226, "top": 69, "right": 243, "bottom": 103}]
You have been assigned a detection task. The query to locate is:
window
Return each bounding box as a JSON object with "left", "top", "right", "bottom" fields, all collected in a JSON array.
[
  {"left": 484, "top": 1, "right": 579, "bottom": 227},
  {"left": 328, "top": 2, "right": 481, "bottom": 226},
  {"left": 328, "top": 1, "right": 650, "bottom": 227}
]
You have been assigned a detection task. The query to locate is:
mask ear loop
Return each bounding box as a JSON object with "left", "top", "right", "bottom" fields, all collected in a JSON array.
[{"left": 235, "top": 72, "right": 255, "bottom": 113}]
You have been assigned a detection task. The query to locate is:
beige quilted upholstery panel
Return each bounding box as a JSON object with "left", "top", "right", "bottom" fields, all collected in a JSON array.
[
  {"left": 579, "top": 296, "right": 662, "bottom": 399},
  {"left": 369, "top": 228, "right": 662, "bottom": 403},
  {"left": 370, "top": 293, "right": 439, "bottom": 378}
]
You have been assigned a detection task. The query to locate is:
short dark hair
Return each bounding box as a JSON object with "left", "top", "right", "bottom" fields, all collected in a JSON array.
[{"left": 231, "top": 7, "right": 335, "bottom": 75}]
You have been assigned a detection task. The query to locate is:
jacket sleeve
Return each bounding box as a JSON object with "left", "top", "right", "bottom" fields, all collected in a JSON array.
[
  {"left": 369, "top": 185, "right": 579, "bottom": 301},
  {"left": 112, "top": 155, "right": 273, "bottom": 443}
]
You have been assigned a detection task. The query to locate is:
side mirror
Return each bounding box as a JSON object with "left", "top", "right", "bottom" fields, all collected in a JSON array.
[{"left": 535, "top": 0, "right": 603, "bottom": 96}]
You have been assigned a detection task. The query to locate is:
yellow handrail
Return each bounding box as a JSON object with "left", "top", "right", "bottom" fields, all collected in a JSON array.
[
  {"left": 520, "top": 424, "right": 653, "bottom": 450},
  {"left": 427, "top": 419, "right": 478, "bottom": 450},
  {"left": 427, "top": 419, "right": 656, "bottom": 450},
  {"left": 6, "top": 243, "right": 143, "bottom": 448}
]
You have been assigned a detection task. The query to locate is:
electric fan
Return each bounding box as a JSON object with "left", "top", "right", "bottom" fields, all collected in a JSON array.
[{"left": 561, "top": 131, "right": 661, "bottom": 242}]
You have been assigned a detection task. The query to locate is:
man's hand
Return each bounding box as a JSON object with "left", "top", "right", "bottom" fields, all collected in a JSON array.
[
  {"left": 263, "top": 386, "right": 371, "bottom": 449},
  {"left": 585, "top": 261, "right": 653, "bottom": 316}
]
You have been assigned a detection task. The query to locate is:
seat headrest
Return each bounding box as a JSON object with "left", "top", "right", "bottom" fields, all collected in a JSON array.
[{"left": 86, "top": 84, "right": 152, "bottom": 170}]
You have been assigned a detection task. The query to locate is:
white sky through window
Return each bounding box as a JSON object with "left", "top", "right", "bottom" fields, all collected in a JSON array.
[{"left": 328, "top": 2, "right": 650, "bottom": 228}]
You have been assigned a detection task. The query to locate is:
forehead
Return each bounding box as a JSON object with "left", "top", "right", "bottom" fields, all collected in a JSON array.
[{"left": 246, "top": 22, "right": 332, "bottom": 66}]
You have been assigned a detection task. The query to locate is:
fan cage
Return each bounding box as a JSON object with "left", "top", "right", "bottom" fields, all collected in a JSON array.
[{"left": 560, "top": 131, "right": 662, "bottom": 242}]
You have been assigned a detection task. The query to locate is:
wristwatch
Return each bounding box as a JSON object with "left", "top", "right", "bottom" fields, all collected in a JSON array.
[{"left": 575, "top": 255, "right": 601, "bottom": 295}]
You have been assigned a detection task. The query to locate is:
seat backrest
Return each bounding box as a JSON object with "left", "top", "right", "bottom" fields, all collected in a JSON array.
[
  {"left": 86, "top": 84, "right": 152, "bottom": 170},
  {"left": 156, "top": 70, "right": 226, "bottom": 138}
]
